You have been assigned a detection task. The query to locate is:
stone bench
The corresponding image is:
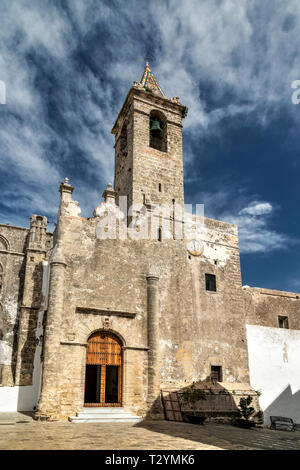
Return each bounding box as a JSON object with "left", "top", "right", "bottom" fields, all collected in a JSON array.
[{"left": 270, "top": 416, "right": 296, "bottom": 431}]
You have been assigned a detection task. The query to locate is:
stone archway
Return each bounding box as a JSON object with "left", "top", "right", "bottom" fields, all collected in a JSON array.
[{"left": 84, "top": 330, "right": 123, "bottom": 407}]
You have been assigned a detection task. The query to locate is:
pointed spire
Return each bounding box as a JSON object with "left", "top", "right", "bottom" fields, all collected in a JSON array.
[{"left": 140, "top": 61, "right": 166, "bottom": 98}]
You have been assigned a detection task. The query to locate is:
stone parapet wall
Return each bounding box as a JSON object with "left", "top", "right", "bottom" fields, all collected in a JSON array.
[{"left": 244, "top": 286, "right": 300, "bottom": 330}]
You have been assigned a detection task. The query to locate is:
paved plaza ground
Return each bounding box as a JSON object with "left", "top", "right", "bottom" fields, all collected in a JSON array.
[{"left": 0, "top": 414, "right": 299, "bottom": 450}]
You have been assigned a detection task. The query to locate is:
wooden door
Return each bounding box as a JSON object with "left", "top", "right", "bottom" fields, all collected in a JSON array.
[{"left": 84, "top": 331, "right": 122, "bottom": 407}]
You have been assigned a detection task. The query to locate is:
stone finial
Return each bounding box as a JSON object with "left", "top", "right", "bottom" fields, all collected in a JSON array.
[
  {"left": 58, "top": 177, "right": 81, "bottom": 218},
  {"left": 93, "top": 183, "right": 125, "bottom": 222},
  {"left": 102, "top": 183, "right": 116, "bottom": 203},
  {"left": 59, "top": 177, "right": 74, "bottom": 195},
  {"left": 133, "top": 81, "right": 143, "bottom": 89}
]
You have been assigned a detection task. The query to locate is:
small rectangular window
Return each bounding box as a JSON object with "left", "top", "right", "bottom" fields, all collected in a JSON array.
[
  {"left": 278, "top": 316, "right": 289, "bottom": 329},
  {"left": 211, "top": 366, "right": 222, "bottom": 382},
  {"left": 158, "top": 183, "right": 162, "bottom": 192},
  {"left": 205, "top": 274, "right": 216, "bottom": 292}
]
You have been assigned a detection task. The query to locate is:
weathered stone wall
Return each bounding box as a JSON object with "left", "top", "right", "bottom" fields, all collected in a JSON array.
[
  {"left": 0, "top": 220, "right": 52, "bottom": 389},
  {"left": 15, "top": 216, "right": 52, "bottom": 388},
  {"left": 244, "top": 287, "right": 300, "bottom": 330},
  {"left": 114, "top": 102, "right": 134, "bottom": 209},
  {"left": 0, "top": 225, "right": 28, "bottom": 386},
  {"left": 35, "top": 203, "right": 250, "bottom": 420}
]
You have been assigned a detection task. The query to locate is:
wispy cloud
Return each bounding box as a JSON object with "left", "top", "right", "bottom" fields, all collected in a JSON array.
[
  {"left": 239, "top": 201, "right": 273, "bottom": 216},
  {"left": 196, "top": 184, "right": 295, "bottom": 254},
  {"left": 0, "top": 0, "right": 300, "bottom": 233},
  {"left": 231, "top": 211, "right": 290, "bottom": 254}
]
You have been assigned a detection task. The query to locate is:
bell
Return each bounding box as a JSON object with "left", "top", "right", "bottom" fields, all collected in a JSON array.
[{"left": 150, "top": 119, "right": 163, "bottom": 134}]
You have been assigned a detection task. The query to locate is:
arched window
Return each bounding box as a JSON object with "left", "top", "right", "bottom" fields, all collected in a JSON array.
[
  {"left": 149, "top": 110, "right": 167, "bottom": 152},
  {"left": 0, "top": 235, "right": 9, "bottom": 251}
]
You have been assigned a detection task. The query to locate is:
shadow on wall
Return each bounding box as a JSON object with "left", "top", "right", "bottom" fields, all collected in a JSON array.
[
  {"left": 135, "top": 382, "right": 265, "bottom": 450},
  {"left": 17, "top": 263, "right": 43, "bottom": 387},
  {"left": 17, "top": 383, "right": 39, "bottom": 411},
  {"left": 144, "top": 380, "right": 261, "bottom": 424},
  {"left": 263, "top": 385, "right": 300, "bottom": 427},
  {"left": 0, "top": 259, "right": 44, "bottom": 412},
  {"left": 0, "top": 384, "right": 37, "bottom": 412},
  {"left": 10, "top": 233, "right": 29, "bottom": 383}
]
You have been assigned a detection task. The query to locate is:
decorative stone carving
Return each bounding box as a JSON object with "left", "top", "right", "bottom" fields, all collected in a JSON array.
[
  {"left": 0, "top": 235, "right": 9, "bottom": 251},
  {"left": 103, "top": 317, "right": 110, "bottom": 330},
  {"left": 29, "top": 215, "right": 48, "bottom": 249},
  {"left": 94, "top": 183, "right": 125, "bottom": 221}
]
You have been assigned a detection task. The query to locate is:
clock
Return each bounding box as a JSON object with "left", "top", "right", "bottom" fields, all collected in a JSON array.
[{"left": 187, "top": 239, "right": 203, "bottom": 256}]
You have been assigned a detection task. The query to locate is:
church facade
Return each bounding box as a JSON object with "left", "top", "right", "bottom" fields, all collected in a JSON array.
[{"left": 0, "top": 64, "right": 299, "bottom": 425}]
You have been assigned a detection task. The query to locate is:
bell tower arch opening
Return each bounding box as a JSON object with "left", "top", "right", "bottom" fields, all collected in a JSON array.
[
  {"left": 149, "top": 110, "right": 167, "bottom": 153},
  {"left": 84, "top": 330, "right": 123, "bottom": 407}
]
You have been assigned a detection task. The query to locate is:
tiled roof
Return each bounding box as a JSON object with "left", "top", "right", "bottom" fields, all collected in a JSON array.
[{"left": 140, "top": 62, "right": 166, "bottom": 98}]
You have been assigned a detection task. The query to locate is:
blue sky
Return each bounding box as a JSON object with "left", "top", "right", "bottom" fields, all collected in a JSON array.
[{"left": 0, "top": 0, "right": 300, "bottom": 291}]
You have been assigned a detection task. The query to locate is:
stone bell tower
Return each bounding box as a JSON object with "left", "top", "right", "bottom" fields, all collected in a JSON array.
[{"left": 111, "top": 62, "right": 188, "bottom": 212}]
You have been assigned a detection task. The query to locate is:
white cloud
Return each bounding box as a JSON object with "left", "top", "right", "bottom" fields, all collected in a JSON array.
[
  {"left": 239, "top": 201, "right": 273, "bottom": 216},
  {"left": 1, "top": 0, "right": 300, "bottom": 231},
  {"left": 230, "top": 214, "right": 289, "bottom": 254},
  {"left": 196, "top": 186, "right": 293, "bottom": 254}
]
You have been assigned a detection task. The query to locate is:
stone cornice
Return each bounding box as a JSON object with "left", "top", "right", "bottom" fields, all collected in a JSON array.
[
  {"left": 111, "top": 86, "right": 186, "bottom": 135},
  {"left": 75, "top": 307, "right": 137, "bottom": 318},
  {"left": 0, "top": 249, "right": 25, "bottom": 257},
  {"left": 60, "top": 341, "right": 88, "bottom": 347}
]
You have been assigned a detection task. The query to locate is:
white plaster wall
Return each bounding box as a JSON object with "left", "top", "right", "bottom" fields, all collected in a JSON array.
[
  {"left": 246, "top": 324, "right": 300, "bottom": 426},
  {"left": 0, "top": 333, "right": 44, "bottom": 411},
  {"left": 0, "top": 385, "right": 35, "bottom": 411}
]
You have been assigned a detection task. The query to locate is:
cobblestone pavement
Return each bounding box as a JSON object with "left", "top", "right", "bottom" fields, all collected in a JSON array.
[{"left": 0, "top": 416, "right": 299, "bottom": 450}]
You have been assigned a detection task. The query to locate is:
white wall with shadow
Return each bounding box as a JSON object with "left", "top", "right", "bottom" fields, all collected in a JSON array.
[
  {"left": 0, "top": 336, "right": 43, "bottom": 412},
  {"left": 246, "top": 324, "right": 300, "bottom": 426}
]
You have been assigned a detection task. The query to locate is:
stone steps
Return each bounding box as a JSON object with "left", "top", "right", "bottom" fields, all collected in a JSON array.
[{"left": 69, "top": 407, "right": 142, "bottom": 423}]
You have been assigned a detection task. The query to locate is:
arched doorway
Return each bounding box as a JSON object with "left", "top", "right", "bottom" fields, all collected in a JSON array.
[{"left": 84, "top": 331, "right": 122, "bottom": 407}]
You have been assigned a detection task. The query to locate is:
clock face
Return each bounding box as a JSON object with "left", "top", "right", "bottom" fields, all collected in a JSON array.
[{"left": 187, "top": 239, "right": 203, "bottom": 256}]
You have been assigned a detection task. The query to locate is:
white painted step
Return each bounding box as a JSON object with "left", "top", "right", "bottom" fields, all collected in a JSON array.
[
  {"left": 81, "top": 407, "right": 128, "bottom": 413},
  {"left": 69, "top": 407, "right": 142, "bottom": 423},
  {"left": 69, "top": 416, "right": 142, "bottom": 423},
  {"left": 77, "top": 412, "right": 135, "bottom": 418}
]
